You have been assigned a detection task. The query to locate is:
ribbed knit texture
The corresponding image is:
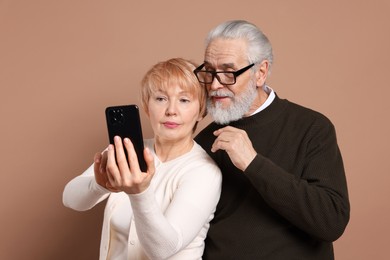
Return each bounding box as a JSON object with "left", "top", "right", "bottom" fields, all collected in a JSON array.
[{"left": 195, "top": 95, "right": 350, "bottom": 260}]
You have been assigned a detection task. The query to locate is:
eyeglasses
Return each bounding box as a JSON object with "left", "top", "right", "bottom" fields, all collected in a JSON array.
[{"left": 193, "top": 63, "right": 254, "bottom": 85}]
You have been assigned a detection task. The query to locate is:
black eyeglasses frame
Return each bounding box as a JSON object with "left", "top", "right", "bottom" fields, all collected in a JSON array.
[{"left": 193, "top": 63, "right": 255, "bottom": 85}]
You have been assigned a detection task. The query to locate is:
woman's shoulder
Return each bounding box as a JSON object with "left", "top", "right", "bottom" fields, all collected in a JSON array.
[
  {"left": 187, "top": 141, "right": 221, "bottom": 174},
  {"left": 192, "top": 141, "right": 216, "bottom": 161}
]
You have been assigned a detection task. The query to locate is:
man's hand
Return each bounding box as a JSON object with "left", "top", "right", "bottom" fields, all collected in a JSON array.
[{"left": 211, "top": 126, "right": 257, "bottom": 171}]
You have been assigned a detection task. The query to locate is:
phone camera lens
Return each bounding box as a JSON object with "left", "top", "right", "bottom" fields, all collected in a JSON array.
[{"left": 109, "top": 108, "right": 124, "bottom": 125}]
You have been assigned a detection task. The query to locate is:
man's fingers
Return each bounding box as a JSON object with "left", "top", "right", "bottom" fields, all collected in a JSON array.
[
  {"left": 213, "top": 125, "right": 237, "bottom": 135},
  {"left": 211, "top": 138, "right": 228, "bottom": 153}
]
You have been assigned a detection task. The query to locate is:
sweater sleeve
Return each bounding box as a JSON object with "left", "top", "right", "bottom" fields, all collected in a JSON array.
[
  {"left": 63, "top": 164, "right": 110, "bottom": 211},
  {"left": 128, "top": 162, "right": 222, "bottom": 259},
  {"left": 245, "top": 117, "right": 350, "bottom": 242}
]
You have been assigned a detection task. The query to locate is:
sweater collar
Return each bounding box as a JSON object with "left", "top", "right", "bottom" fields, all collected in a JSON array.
[
  {"left": 226, "top": 93, "right": 287, "bottom": 128},
  {"left": 250, "top": 84, "right": 275, "bottom": 116}
]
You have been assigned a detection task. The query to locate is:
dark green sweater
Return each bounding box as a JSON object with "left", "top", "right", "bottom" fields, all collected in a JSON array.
[{"left": 196, "top": 95, "right": 350, "bottom": 260}]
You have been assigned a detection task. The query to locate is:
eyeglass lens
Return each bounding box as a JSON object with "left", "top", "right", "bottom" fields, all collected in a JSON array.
[{"left": 198, "top": 71, "right": 235, "bottom": 84}]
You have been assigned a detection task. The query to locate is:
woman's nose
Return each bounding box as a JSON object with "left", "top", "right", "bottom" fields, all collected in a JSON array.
[{"left": 165, "top": 102, "right": 177, "bottom": 116}]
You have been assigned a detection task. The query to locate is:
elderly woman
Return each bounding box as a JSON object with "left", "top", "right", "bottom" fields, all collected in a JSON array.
[{"left": 63, "top": 58, "right": 222, "bottom": 260}]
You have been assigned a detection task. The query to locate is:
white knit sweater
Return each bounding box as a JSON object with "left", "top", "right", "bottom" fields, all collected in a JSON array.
[{"left": 63, "top": 139, "right": 222, "bottom": 260}]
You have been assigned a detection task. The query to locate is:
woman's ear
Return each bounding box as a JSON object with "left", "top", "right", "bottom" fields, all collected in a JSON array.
[
  {"left": 142, "top": 102, "right": 150, "bottom": 117},
  {"left": 198, "top": 107, "right": 207, "bottom": 121}
]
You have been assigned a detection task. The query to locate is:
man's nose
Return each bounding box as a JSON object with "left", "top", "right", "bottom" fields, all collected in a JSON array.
[{"left": 209, "top": 76, "right": 224, "bottom": 90}]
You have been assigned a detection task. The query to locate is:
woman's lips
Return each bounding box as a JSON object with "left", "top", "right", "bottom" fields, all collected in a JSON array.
[{"left": 163, "top": 121, "right": 179, "bottom": 128}]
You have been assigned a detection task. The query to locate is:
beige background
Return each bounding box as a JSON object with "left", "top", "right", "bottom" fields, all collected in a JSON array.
[{"left": 1, "top": 0, "right": 389, "bottom": 259}]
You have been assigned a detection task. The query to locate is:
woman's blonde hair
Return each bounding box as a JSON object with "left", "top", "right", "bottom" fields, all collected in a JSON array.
[{"left": 141, "top": 58, "right": 207, "bottom": 131}]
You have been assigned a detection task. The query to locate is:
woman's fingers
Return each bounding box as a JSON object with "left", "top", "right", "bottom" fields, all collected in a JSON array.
[
  {"left": 93, "top": 152, "right": 107, "bottom": 187},
  {"left": 123, "top": 137, "right": 141, "bottom": 174},
  {"left": 93, "top": 152, "right": 102, "bottom": 174},
  {"left": 106, "top": 143, "right": 122, "bottom": 187},
  {"left": 104, "top": 136, "right": 154, "bottom": 194},
  {"left": 144, "top": 147, "right": 155, "bottom": 176},
  {"left": 113, "top": 136, "right": 129, "bottom": 173}
]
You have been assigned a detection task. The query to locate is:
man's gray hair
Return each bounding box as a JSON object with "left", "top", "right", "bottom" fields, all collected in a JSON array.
[{"left": 205, "top": 20, "right": 273, "bottom": 74}]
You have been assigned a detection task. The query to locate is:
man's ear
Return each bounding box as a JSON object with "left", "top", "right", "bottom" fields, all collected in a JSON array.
[{"left": 256, "top": 60, "right": 269, "bottom": 87}]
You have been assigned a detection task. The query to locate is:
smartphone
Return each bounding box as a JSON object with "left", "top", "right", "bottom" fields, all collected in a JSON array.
[{"left": 105, "top": 105, "right": 147, "bottom": 172}]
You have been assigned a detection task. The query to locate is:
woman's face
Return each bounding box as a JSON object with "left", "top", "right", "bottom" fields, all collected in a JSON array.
[{"left": 147, "top": 84, "right": 202, "bottom": 143}]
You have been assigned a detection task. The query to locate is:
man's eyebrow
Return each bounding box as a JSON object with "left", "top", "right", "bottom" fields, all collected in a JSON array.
[{"left": 204, "top": 61, "right": 236, "bottom": 70}]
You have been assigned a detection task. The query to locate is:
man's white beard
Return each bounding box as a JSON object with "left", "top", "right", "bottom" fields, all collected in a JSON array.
[{"left": 207, "top": 79, "right": 258, "bottom": 125}]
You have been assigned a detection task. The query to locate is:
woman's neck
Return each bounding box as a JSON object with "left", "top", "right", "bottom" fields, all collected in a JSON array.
[{"left": 154, "top": 136, "right": 194, "bottom": 162}]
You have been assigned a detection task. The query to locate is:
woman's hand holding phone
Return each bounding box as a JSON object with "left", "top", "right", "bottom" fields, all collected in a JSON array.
[
  {"left": 105, "top": 136, "right": 155, "bottom": 194},
  {"left": 93, "top": 151, "right": 120, "bottom": 192}
]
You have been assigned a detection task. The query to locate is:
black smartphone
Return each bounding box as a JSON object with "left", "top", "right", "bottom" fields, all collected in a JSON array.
[{"left": 105, "top": 105, "right": 147, "bottom": 172}]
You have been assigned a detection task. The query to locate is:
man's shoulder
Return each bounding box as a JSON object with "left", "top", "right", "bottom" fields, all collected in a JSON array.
[
  {"left": 194, "top": 122, "right": 221, "bottom": 154},
  {"left": 195, "top": 122, "right": 220, "bottom": 140},
  {"left": 283, "top": 99, "right": 334, "bottom": 126}
]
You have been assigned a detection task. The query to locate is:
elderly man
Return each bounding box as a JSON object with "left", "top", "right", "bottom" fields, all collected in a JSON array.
[{"left": 194, "top": 20, "right": 350, "bottom": 259}]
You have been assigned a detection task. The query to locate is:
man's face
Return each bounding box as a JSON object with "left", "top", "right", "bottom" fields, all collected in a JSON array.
[{"left": 204, "top": 38, "right": 258, "bottom": 124}]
